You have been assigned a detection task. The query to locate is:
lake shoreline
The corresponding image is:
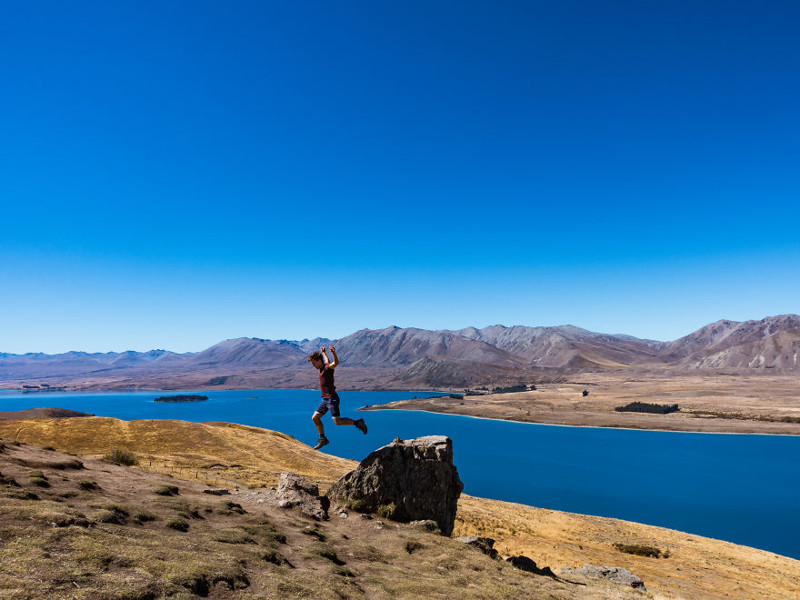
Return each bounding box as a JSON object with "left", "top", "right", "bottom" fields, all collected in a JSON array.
[
  {"left": 1, "top": 387, "right": 798, "bottom": 563},
  {"left": 360, "top": 404, "right": 800, "bottom": 437},
  {"left": 359, "top": 374, "right": 800, "bottom": 436}
]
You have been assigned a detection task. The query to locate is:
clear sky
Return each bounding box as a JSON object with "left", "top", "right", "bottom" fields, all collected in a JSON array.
[{"left": 2, "top": 1, "right": 799, "bottom": 354}]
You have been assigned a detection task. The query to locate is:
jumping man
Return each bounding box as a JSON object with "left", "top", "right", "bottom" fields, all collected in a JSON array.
[{"left": 308, "top": 345, "right": 367, "bottom": 450}]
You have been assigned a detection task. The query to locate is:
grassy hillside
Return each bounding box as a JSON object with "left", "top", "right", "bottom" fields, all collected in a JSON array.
[
  {"left": 0, "top": 417, "right": 354, "bottom": 489},
  {"left": 2, "top": 417, "right": 799, "bottom": 599},
  {"left": 0, "top": 435, "right": 643, "bottom": 599}
]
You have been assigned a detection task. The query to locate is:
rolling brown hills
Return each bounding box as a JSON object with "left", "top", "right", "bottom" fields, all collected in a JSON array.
[{"left": 1, "top": 416, "right": 799, "bottom": 599}]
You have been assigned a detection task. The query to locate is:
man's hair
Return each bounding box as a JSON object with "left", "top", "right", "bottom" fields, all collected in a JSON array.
[{"left": 308, "top": 351, "right": 323, "bottom": 363}]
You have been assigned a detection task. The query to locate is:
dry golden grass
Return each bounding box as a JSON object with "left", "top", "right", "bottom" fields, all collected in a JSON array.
[
  {"left": 0, "top": 417, "right": 355, "bottom": 489},
  {"left": 454, "top": 495, "right": 800, "bottom": 600},
  {"left": 2, "top": 416, "right": 800, "bottom": 599},
  {"left": 0, "top": 439, "right": 644, "bottom": 600}
]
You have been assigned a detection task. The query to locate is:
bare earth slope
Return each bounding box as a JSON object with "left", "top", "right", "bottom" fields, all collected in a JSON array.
[{"left": 1, "top": 417, "right": 799, "bottom": 599}]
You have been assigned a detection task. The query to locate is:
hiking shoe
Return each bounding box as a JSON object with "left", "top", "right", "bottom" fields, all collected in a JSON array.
[
  {"left": 354, "top": 418, "right": 368, "bottom": 435},
  {"left": 313, "top": 436, "right": 329, "bottom": 450}
]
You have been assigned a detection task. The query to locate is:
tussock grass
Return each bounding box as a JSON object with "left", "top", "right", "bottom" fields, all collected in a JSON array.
[
  {"left": 27, "top": 470, "right": 49, "bottom": 488},
  {"left": 218, "top": 500, "right": 246, "bottom": 515},
  {"left": 339, "top": 498, "right": 367, "bottom": 513},
  {"left": 302, "top": 542, "right": 344, "bottom": 565},
  {"left": 104, "top": 448, "right": 138, "bottom": 466},
  {"left": 166, "top": 516, "right": 189, "bottom": 531},
  {"left": 155, "top": 484, "right": 180, "bottom": 496},
  {"left": 3, "top": 489, "right": 38, "bottom": 501},
  {"left": 261, "top": 549, "right": 291, "bottom": 566},
  {"left": 154, "top": 497, "right": 207, "bottom": 519},
  {"left": 376, "top": 502, "right": 399, "bottom": 520},
  {"left": 331, "top": 564, "right": 357, "bottom": 577},
  {"left": 214, "top": 528, "right": 256, "bottom": 544},
  {"left": 2, "top": 499, "right": 89, "bottom": 527},
  {"left": 132, "top": 509, "right": 158, "bottom": 525},
  {"left": 241, "top": 521, "right": 287, "bottom": 545},
  {"left": 301, "top": 524, "right": 327, "bottom": 541},
  {"left": 0, "top": 473, "right": 19, "bottom": 487},
  {"left": 0, "top": 519, "right": 252, "bottom": 599}
]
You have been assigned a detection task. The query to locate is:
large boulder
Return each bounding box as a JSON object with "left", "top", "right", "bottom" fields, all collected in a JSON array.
[
  {"left": 276, "top": 472, "right": 329, "bottom": 520},
  {"left": 326, "top": 436, "right": 463, "bottom": 536},
  {"left": 561, "top": 565, "right": 646, "bottom": 590}
]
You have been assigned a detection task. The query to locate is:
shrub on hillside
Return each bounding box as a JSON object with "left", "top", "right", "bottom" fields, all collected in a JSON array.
[{"left": 104, "top": 448, "right": 138, "bottom": 466}]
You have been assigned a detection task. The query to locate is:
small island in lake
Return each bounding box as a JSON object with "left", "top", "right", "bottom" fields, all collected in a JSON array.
[{"left": 153, "top": 394, "right": 209, "bottom": 403}]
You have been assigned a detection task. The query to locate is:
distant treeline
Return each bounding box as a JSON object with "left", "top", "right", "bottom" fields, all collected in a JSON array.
[
  {"left": 153, "top": 394, "right": 209, "bottom": 403},
  {"left": 615, "top": 402, "right": 680, "bottom": 414}
]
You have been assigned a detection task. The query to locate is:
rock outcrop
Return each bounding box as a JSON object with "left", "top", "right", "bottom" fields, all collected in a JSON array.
[
  {"left": 326, "top": 435, "right": 463, "bottom": 536},
  {"left": 561, "top": 565, "right": 646, "bottom": 590},
  {"left": 506, "top": 555, "right": 558, "bottom": 578},
  {"left": 276, "top": 472, "right": 329, "bottom": 520},
  {"left": 456, "top": 536, "right": 498, "bottom": 559}
]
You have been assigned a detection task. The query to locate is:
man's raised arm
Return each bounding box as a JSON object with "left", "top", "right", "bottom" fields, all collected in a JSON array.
[{"left": 328, "top": 345, "right": 339, "bottom": 369}]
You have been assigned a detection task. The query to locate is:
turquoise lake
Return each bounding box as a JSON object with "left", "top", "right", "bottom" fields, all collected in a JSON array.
[{"left": 1, "top": 388, "right": 799, "bottom": 560}]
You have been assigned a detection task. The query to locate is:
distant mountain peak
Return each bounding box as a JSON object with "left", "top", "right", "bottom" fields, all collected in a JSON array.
[{"left": 3, "top": 314, "right": 799, "bottom": 388}]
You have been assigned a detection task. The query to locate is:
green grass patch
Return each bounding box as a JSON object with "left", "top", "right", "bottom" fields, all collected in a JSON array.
[
  {"left": 376, "top": 502, "right": 399, "bottom": 520},
  {"left": 339, "top": 498, "right": 367, "bottom": 513}
]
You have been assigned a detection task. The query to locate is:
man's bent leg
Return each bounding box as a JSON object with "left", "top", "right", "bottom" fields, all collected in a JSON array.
[
  {"left": 312, "top": 411, "right": 325, "bottom": 436},
  {"left": 312, "top": 412, "right": 329, "bottom": 449}
]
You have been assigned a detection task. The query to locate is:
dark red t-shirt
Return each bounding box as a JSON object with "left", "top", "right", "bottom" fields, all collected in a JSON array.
[{"left": 319, "top": 365, "right": 336, "bottom": 398}]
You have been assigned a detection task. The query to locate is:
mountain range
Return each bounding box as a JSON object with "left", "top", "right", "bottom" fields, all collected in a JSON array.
[{"left": 2, "top": 314, "right": 799, "bottom": 390}]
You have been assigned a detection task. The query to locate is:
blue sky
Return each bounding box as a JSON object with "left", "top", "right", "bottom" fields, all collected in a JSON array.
[{"left": 2, "top": 1, "right": 799, "bottom": 353}]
